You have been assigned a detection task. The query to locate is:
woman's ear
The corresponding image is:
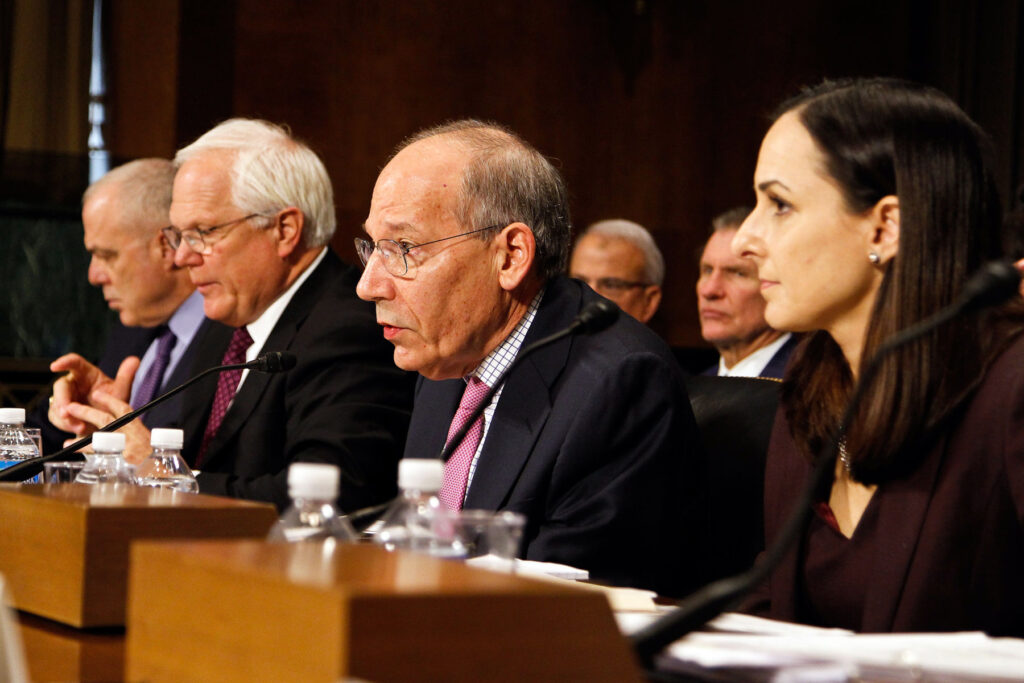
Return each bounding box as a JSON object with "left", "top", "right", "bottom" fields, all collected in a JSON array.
[{"left": 869, "top": 195, "right": 899, "bottom": 264}]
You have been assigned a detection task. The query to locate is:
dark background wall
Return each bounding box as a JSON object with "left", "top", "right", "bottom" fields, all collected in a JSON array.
[{"left": 5, "top": 0, "right": 1024, "bottom": 356}]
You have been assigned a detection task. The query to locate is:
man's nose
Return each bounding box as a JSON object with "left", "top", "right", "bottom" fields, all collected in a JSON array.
[
  {"left": 698, "top": 272, "right": 724, "bottom": 299},
  {"left": 173, "top": 240, "right": 203, "bottom": 268},
  {"left": 356, "top": 250, "right": 394, "bottom": 303},
  {"left": 87, "top": 256, "right": 108, "bottom": 286}
]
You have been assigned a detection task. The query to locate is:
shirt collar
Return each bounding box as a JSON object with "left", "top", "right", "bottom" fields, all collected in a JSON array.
[
  {"left": 718, "top": 332, "right": 792, "bottom": 378},
  {"left": 244, "top": 247, "right": 327, "bottom": 361},
  {"left": 166, "top": 289, "right": 206, "bottom": 348},
  {"left": 470, "top": 288, "right": 545, "bottom": 388}
]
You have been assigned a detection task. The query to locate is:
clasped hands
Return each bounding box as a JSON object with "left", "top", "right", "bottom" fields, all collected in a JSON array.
[{"left": 48, "top": 354, "right": 151, "bottom": 464}]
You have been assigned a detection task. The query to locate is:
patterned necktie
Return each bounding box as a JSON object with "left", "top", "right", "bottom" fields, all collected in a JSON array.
[
  {"left": 133, "top": 326, "right": 177, "bottom": 409},
  {"left": 196, "top": 327, "right": 253, "bottom": 467},
  {"left": 439, "top": 377, "right": 490, "bottom": 510}
]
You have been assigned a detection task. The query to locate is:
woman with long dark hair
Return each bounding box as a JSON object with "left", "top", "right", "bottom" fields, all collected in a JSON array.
[{"left": 735, "top": 77, "right": 1024, "bottom": 635}]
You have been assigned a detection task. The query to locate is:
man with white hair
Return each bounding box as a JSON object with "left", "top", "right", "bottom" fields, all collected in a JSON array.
[
  {"left": 62, "top": 119, "right": 414, "bottom": 510},
  {"left": 568, "top": 219, "right": 663, "bottom": 323},
  {"left": 44, "top": 159, "right": 210, "bottom": 453}
]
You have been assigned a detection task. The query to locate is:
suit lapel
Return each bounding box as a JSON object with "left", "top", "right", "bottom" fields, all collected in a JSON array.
[
  {"left": 860, "top": 432, "right": 947, "bottom": 630},
  {"left": 462, "top": 278, "right": 579, "bottom": 510},
  {"left": 198, "top": 254, "right": 338, "bottom": 469}
]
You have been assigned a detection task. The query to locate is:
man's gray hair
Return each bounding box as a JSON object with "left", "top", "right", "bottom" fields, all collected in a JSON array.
[
  {"left": 174, "top": 118, "right": 336, "bottom": 248},
  {"left": 711, "top": 206, "right": 752, "bottom": 233},
  {"left": 581, "top": 219, "right": 665, "bottom": 286},
  {"left": 395, "top": 119, "right": 571, "bottom": 282},
  {"left": 83, "top": 158, "right": 175, "bottom": 234}
]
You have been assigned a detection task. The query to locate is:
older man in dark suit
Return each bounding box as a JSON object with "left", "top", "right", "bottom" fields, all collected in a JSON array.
[
  {"left": 62, "top": 119, "right": 414, "bottom": 511},
  {"left": 355, "top": 121, "right": 705, "bottom": 597}
]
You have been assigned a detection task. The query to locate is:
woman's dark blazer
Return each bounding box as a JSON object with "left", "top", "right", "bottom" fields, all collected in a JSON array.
[{"left": 749, "top": 333, "right": 1024, "bottom": 636}]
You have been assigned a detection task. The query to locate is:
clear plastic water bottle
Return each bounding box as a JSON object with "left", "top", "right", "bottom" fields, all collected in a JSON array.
[
  {"left": 267, "top": 463, "right": 357, "bottom": 542},
  {"left": 135, "top": 428, "right": 199, "bottom": 493},
  {"left": 373, "top": 458, "right": 459, "bottom": 556},
  {"left": 0, "top": 408, "right": 41, "bottom": 482},
  {"left": 75, "top": 431, "right": 135, "bottom": 485}
]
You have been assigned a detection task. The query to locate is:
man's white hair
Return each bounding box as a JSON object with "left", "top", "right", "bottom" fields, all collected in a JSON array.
[
  {"left": 581, "top": 219, "right": 665, "bottom": 286},
  {"left": 174, "top": 118, "right": 336, "bottom": 248}
]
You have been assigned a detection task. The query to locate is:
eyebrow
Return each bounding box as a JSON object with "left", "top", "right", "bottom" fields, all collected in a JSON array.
[
  {"left": 361, "top": 220, "right": 418, "bottom": 238},
  {"left": 756, "top": 179, "right": 792, "bottom": 192}
]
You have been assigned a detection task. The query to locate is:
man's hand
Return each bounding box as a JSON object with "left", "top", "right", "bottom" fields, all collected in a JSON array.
[
  {"left": 48, "top": 354, "right": 139, "bottom": 436},
  {"left": 65, "top": 390, "right": 151, "bottom": 464}
]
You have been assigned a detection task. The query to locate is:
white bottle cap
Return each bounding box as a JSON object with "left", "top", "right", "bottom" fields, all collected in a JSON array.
[
  {"left": 0, "top": 408, "right": 26, "bottom": 425},
  {"left": 150, "top": 428, "right": 184, "bottom": 449},
  {"left": 287, "top": 463, "right": 340, "bottom": 500},
  {"left": 398, "top": 458, "right": 443, "bottom": 492},
  {"left": 92, "top": 432, "right": 126, "bottom": 452}
]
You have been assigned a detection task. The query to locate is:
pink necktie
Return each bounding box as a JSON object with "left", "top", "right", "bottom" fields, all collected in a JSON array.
[
  {"left": 196, "top": 327, "right": 253, "bottom": 467},
  {"left": 439, "top": 377, "right": 490, "bottom": 510}
]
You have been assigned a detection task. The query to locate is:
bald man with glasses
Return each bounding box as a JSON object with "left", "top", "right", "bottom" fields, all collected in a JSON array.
[{"left": 61, "top": 119, "right": 414, "bottom": 510}]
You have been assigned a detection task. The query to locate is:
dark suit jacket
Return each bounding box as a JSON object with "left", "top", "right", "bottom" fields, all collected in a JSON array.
[
  {"left": 749, "top": 333, "right": 1024, "bottom": 636},
  {"left": 178, "top": 250, "right": 416, "bottom": 512},
  {"left": 701, "top": 334, "right": 799, "bottom": 380},
  {"left": 31, "top": 317, "right": 215, "bottom": 454},
  {"left": 403, "top": 276, "right": 707, "bottom": 597}
]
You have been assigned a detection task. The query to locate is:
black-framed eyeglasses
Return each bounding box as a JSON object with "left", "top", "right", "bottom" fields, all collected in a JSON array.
[
  {"left": 161, "top": 213, "right": 267, "bottom": 255},
  {"left": 574, "top": 276, "right": 651, "bottom": 293},
  {"left": 354, "top": 224, "right": 501, "bottom": 277}
]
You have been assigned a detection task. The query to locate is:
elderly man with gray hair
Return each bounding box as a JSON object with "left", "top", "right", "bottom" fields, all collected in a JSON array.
[
  {"left": 356, "top": 120, "right": 703, "bottom": 596},
  {"left": 569, "top": 219, "right": 664, "bottom": 323},
  {"left": 61, "top": 119, "right": 414, "bottom": 510}
]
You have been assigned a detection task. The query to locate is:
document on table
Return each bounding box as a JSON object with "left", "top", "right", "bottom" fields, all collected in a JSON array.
[{"left": 626, "top": 611, "right": 1024, "bottom": 681}]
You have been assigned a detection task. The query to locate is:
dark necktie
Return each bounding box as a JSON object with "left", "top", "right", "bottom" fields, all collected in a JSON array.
[
  {"left": 439, "top": 377, "right": 490, "bottom": 510},
  {"left": 196, "top": 327, "right": 253, "bottom": 467},
  {"left": 133, "top": 326, "right": 177, "bottom": 409}
]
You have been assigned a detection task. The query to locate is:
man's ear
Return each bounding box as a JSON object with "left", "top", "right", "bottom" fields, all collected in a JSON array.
[
  {"left": 275, "top": 207, "right": 305, "bottom": 258},
  {"left": 495, "top": 222, "right": 536, "bottom": 291},
  {"left": 639, "top": 285, "right": 662, "bottom": 324},
  {"left": 869, "top": 195, "right": 900, "bottom": 264},
  {"left": 156, "top": 230, "right": 179, "bottom": 270}
]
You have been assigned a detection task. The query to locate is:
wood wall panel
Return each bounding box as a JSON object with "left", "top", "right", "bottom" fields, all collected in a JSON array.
[{"left": 103, "top": 0, "right": 1022, "bottom": 346}]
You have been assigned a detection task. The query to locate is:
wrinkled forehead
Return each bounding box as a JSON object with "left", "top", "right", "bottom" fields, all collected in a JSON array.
[
  {"left": 170, "top": 150, "right": 237, "bottom": 224},
  {"left": 367, "top": 138, "right": 469, "bottom": 240}
]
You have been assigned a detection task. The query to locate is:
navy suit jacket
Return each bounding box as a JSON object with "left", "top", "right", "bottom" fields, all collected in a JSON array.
[
  {"left": 177, "top": 250, "right": 416, "bottom": 512},
  {"left": 403, "top": 276, "right": 707, "bottom": 597}
]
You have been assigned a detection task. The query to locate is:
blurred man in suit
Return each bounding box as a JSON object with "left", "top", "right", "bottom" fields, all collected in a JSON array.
[
  {"left": 356, "top": 120, "right": 704, "bottom": 596},
  {"left": 43, "top": 159, "right": 207, "bottom": 452},
  {"left": 697, "top": 207, "right": 796, "bottom": 378},
  {"left": 568, "top": 219, "right": 663, "bottom": 323},
  {"left": 59, "top": 120, "right": 414, "bottom": 510}
]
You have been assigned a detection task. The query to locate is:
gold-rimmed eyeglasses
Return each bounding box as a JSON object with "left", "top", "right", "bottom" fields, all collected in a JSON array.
[{"left": 354, "top": 225, "right": 501, "bottom": 277}]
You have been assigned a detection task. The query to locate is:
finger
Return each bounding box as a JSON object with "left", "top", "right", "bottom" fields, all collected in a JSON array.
[
  {"left": 50, "top": 354, "right": 101, "bottom": 387},
  {"left": 111, "top": 357, "right": 141, "bottom": 401},
  {"left": 64, "top": 401, "right": 117, "bottom": 431},
  {"left": 90, "top": 390, "right": 133, "bottom": 417}
]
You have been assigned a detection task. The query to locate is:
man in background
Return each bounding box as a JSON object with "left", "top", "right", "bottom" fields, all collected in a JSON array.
[
  {"left": 697, "top": 207, "right": 796, "bottom": 378},
  {"left": 43, "top": 159, "right": 209, "bottom": 452},
  {"left": 568, "top": 219, "right": 663, "bottom": 323}
]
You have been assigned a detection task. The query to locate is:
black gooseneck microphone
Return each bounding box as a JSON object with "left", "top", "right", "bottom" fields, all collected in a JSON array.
[
  {"left": 346, "top": 299, "right": 620, "bottom": 531},
  {"left": 0, "top": 351, "right": 298, "bottom": 483},
  {"left": 630, "top": 260, "right": 1022, "bottom": 667}
]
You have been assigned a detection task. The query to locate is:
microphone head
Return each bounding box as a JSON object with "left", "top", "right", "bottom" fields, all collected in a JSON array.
[
  {"left": 574, "top": 299, "right": 620, "bottom": 333},
  {"left": 254, "top": 351, "right": 298, "bottom": 373},
  {"left": 957, "top": 260, "right": 1022, "bottom": 313}
]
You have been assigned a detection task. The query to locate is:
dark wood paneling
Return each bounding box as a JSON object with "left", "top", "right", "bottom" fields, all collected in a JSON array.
[{"left": 101, "top": 0, "right": 1024, "bottom": 345}]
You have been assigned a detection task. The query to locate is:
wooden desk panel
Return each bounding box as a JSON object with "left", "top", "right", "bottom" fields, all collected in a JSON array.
[
  {"left": 127, "top": 541, "right": 641, "bottom": 683},
  {"left": 0, "top": 484, "right": 277, "bottom": 628},
  {"left": 18, "top": 612, "right": 124, "bottom": 683}
]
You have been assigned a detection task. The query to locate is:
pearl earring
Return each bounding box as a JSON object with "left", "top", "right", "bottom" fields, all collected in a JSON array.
[{"left": 868, "top": 251, "right": 881, "bottom": 265}]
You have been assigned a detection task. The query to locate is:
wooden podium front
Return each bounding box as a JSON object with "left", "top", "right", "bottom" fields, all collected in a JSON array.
[
  {"left": 127, "top": 541, "right": 642, "bottom": 682},
  {"left": 0, "top": 483, "right": 277, "bottom": 628}
]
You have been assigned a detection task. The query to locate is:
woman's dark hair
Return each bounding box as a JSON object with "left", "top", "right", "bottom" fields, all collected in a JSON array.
[{"left": 777, "top": 77, "right": 1011, "bottom": 482}]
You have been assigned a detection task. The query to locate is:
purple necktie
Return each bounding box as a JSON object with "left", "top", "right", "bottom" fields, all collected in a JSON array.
[
  {"left": 196, "top": 327, "right": 253, "bottom": 467},
  {"left": 439, "top": 377, "right": 490, "bottom": 510},
  {"left": 133, "top": 327, "right": 176, "bottom": 409}
]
